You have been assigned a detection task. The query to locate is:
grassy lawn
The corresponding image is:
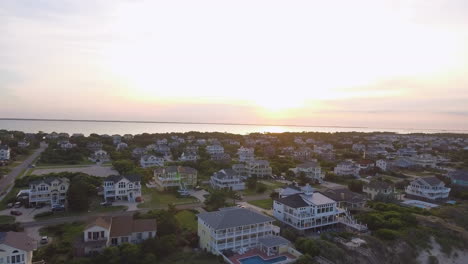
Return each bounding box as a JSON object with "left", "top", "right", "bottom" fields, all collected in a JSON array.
[
  {"left": 248, "top": 198, "right": 273, "bottom": 210},
  {"left": 34, "top": 164, "right": 93, "bottom": 169},
  {"left": 242, "top": 180, "right": 285, "bottom": 196},
  {"left": 137, "top": 186, "right": 198, "bottom": 209},
  {"left": 34, "top": 205, "right": 127, "bottom": 220},
  {"left": 175, "top": 210, "right": 198, "bottom": 232},
  {"left": 0, "top": 215, "right": 15, "bottom": 224},
  {"left": 40, "top": 222, "right": 85, "bottom": 243}
]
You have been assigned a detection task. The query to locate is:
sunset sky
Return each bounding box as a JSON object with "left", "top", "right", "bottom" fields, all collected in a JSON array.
[{"left": 1, "top": 0, "right": 468, "bottom": 130}]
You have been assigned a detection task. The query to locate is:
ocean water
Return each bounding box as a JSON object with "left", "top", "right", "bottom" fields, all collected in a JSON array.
[{"left": 0, "top": 119, "right": 465, "bottom": 136}]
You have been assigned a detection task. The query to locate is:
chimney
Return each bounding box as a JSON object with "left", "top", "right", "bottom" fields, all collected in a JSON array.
[{"left": 341, "top": 193, "right": 345, "bottom": 200}]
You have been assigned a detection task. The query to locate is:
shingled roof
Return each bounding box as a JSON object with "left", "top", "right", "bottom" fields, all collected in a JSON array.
[
  {"left": 0, "top": 232, "right": 36, "bottom": 252},
  {"left": 104, "top": 174, "right": 141, "bottom": 183},
  {"left": 197, "top": 208, "right": 273, "bottom": 230}
]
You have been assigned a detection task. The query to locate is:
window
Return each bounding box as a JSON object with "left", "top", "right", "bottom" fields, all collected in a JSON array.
[
  {"left": 111, "top": 238, "right": 118, "bottom": 245},
  {"left": 121, "top": 237, "right": 129, "bottom": 243},
  {"left": 101, "top": 231, "right": 105, "bottom": 238},
  {"left": 60, "top": 185, "right": 66, "bottom": 190},
  {"left": 118, "top": 182, "right": 126, "bottom": 188},
  {"left": 137, "top": 233, "right": 142, "bottom": 239},
  {"left": 148, "top": 232, "right": 153, "bottom": 238},
  {"left": 88, "top": 232, "right": 92, "bottom": 239}
]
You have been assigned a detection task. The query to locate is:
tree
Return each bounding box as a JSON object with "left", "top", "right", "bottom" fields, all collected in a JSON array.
[
  {"left": 67, "top": 180, "right": 92, "bottom": 211},
  {"left": 270, "top": 191, "right": 279, "bottom": 199},
  {"left": 347, "top": 180, "right": 364, "bottom": 193},
  {"left": 112, "top": 159, "right": 135, "bottom": 174},
  {"left": 204, "top": 190, "right": 227, "bottom": 211},
  {"left": 298, "top": 171, "right": 309, "bottom": 186},
  {"left": 295, "top": 254, "right": 316, "bottom": 264},
  {"left": 246, "top": 176, "right": 258, "bottom": 190}
]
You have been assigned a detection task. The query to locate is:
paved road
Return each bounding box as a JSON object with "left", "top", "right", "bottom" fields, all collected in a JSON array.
[{"left": 0, "top": 142, "right": 48, "bottom": 196}]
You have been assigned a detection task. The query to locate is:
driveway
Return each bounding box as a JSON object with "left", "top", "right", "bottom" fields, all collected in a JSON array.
[
  {"left": 31, "top": 165, "right": 118, "bottom": 177},
  {"left": 0, "top": 206, "right": 50, "bottom": 222},
  {"left": 0, "top": 142, "right": 48, "bottom": 198},
  {"left": 189, "top": 189, "right": 208, "bottom": 203}
]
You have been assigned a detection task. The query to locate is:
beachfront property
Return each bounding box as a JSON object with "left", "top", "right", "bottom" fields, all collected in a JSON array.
[
  {"left": 206, "top": 144, "right": 224, "bottom": 155},
  {"left": 363, "top": 180, "right": 395, "bottom": 200},
  {"left": 89, "top": 149, "right": 110, "bottom": 162},
  {"left": 28, "top": 177, "right": 70, "bottom": 206},
  {"left": 197, "top": 208, "right": 300, "bottom": 263},
  {"left": 74, "top": 215, "right": 156, "bottom": 256},
  {"left": 292, "top": 161, "right": 324, "bottom": 183},
  {"left": 103, "top": 175, "right": 142, "bottom": 202},
  {"left": 0, "top": 145, "right": 10, "bottom": 161},
  {"left": 448, "top": 170, "right": 468, "bottom": 187},
  {"left": 334, "top": 160, "right": 360, "bottom": 177},
  {"left": 140, "top": 155, "right": 165, "bottom": 168},
  {"left": 237, "top": 146, "right": 255, "bottom": 162},
  {"left": 273, "top": 186, "right": 341, "bottom": 232},
  {"left": 233, "top": 160, "right": 273, "bottom": 178},
  {"left": 405, "top": 176, "right": 451, "bottom": 201},
  {"left": 0, "top": 231, "right": 37, "bottom": 264},
  {"left": 210, "top": 169, "right": 245, "bottom": 191},
  {"left": 321, "top": 188, "right": 366, "bottom": 209},
  {"left": 152, "top": 166, "right": 197, "bottom": 191}
]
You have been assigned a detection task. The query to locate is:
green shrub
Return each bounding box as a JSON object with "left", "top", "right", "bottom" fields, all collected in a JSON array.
[{"left": 375, "top": 229, "right": 400, "bottom": 240}]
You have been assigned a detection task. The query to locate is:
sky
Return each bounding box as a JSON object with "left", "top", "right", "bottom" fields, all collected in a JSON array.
[{"left": 1, "top": 0, "right": 468, "bottom": 130}]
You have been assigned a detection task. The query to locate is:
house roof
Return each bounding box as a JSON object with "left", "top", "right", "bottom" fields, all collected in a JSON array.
[
  {"left": 86, "top": 216, "right": 112, "bottom": 230},
  {"left": 297, "top": 161, "right": 319, "bottom": 169},
  {"left": 110, "top": 216, "right": 133, "bottom": 237},
  {"left": 419, "top": 176, "right": 443, "bottom": 186},
  {"left": 275, "top": 193, "right": 309, "bottom": 208},
  {"left": 104, "top": 174, "right": 141, "bottom": 183},
  {"left": 29, "top": 177, "right": 68, "bottom": 186},
  {"left": 213, "top": 169, "right": 239, "bottom": 179},
  {"left": 321, "top": 188, "right": 365, "bottom": 203},
  {"left": 0, "top": 232, "right": 36, "bottom": 252},
  {"left": 258, "top": 236, "right": 291, "bottom": 248},
  {"left": 365, "top": 180, "right": 393, "bottom": 190},
  {"left": 132, "top": 219, "right": 157, "bottom": 233},
  {"left": 197, "top": 208, "right": 273, "bottom": 230}
]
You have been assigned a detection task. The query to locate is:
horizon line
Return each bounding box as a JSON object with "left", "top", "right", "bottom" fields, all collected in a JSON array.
[{"left": 1, "top": 117, "right": 468, "bottom": 133}]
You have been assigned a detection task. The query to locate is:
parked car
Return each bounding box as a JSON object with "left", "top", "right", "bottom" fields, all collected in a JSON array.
[
  {"left": 40, "top": 236, "right": 49, "bottom": 244},
  {"left": 51, "top": 205, "right": 65, "bottom": 212},
  {"left": 14, "top": 202, "right": 22, "bottom": 208},
  {"left": 100, "top": 201, "right": 112, "bottom": 207},
  {"left": 10, "top": 210, "right": 22, "bottom": 216}
]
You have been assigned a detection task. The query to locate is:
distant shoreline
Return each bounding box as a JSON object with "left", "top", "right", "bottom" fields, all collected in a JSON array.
[
  {"left": 1, "top": 117, "right": 467, "bottom": 133},
  {"left": 0, "top": 117, "right": 366, "bottom": 129}
]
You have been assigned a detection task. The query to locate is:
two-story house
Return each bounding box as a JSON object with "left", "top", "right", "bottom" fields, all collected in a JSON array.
[
  {"left": 206, "top": 144, "right": 224, "bottom": 155},
  {"left": 210, "top": 169, "right": 245, "bottom": 191},
  {"left": 178, "top": 151, "right": 199, "bottom": 162},
  {"left": 0, "top": 145, "right": 11, "bottom": 161},
  {"left": 321, "top": 188, "right": 366, "bottom": 209},
  {"left": 247, "top": 160, "right": 272, "bottom": 178},
  {"left": 28, "top": 177, "right": 70, "bottom": 207},
  {"left": 103, "top": 175, "right": 142, "bottom": 202},
  {"left": 89, "top": 150, "right": 110, "bottom": 162},
  {"left": 140, "top": 155, "right": 165, "bottom": 168},
  {"left": 405, "top": 176, "right": 451, "bottom": 201},
  {"left": 152, "top": 166, "right": 197, "bottom": 191},
  {"left": 74, "top": 215, "right": 156, "bottom": 256},
  {"left": 376, "top": 159, "right": 388, "bottom": 171},
  {"left": 273, "top": 186, "right": 340, "bottom": 232},
  {"left": 0, "top": 232, "right": 37, "bottom": 264},
  {"left": 197, "top": 208, "right": 279, "bottom": 255},
  {"left": 293, "top": 161, "right": 324, "bottom": 183},
  {"left": 59, "top": 141, "right": 76, "bottom": 150},
  {"left": 363, "top": 180, "right": 395, "bottom": 200},
  {"left": 334, "top": 160, "right": 360, "bottom": 177},
  {"left": 237, "top": 147, "right": 255, "bottom": 162}
]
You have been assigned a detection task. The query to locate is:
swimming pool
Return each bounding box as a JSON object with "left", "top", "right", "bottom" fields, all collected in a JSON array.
[{"left": 239, "top": 255, "right": 288, "bottom": 264}]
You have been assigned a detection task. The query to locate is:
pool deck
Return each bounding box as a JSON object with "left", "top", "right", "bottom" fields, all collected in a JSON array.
[{"left": 229, "top": 249, "right": 296, "bottom": 264}]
